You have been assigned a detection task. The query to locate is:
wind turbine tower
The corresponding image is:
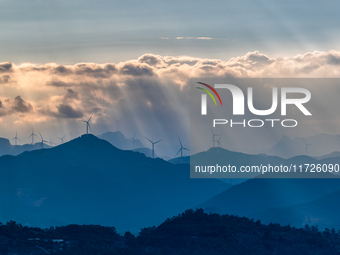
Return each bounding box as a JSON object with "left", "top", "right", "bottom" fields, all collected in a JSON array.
[
  {"left": 175, "top": 136, "right": 189, "bottom": 158},
  {"left": 210, "top": 129, "right": 220, "bottom": 148},
  {"left": 129, "top": 133, "right": 137, "bottom": 149},
  {"left": 115, "top": 119, "right": 123, "bottom": 132},
  {"left": 82, "top": 116, "right": 92, "bottom": 136},
  {"left": 144, "top": 136, "right": 163, "bottom": 158},
  {"left": 38, "top": 131, "right": 48, "bottom": 149},
  {"left": 29, "top": 128, "right": 37, "bottom": 145},
  {"left": 12, "top": 131, "right": 21, "bottom": 146},
  {"left": 302, "top": 139, "right": 313, "bottom": 156}
]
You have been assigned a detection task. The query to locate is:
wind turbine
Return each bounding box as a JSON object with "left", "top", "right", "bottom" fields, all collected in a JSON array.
[
  {"left": 57, "top": 135, "right": 66, "bottom": 144},
  {"left": 69, "top": 128, "right": 74, "bottom": 140},
  {"left": 302, "top": 138, "right": 313, "bottom": 156},
  {"left": 217, "top": 135, "right": 223, "bottom": 154},
  {"left": 210, "top": 129, "right": 220, "bottom": 148},
  {"left": 115, "top": 119, "right": 123, "bottom": 132},
  {"left": 12, "top": 131, "right": 21, "bottom": 146},
  {"left": 28, "top": 128, "right": 37, "bottom": 145},
  {"left": 129, "top": 133, "right": 137, "bottom": 149},
  {"left": 175, "top": 136, "right": 189, "bottom": 158},
  {"left": 38, "top": 131, "right": 48, "bottom": 149},
  {"left": 144, "top": 136, "right": 162, "bottom": 158},
  {"left": 82, "top": 116, "right": 92, "bottom": 136},
  {"left": 49, "top": 136, "right": 56, "bottom": 147}
]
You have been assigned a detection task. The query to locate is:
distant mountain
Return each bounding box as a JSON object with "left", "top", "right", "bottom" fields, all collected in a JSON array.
[
  {"left": 316, "top": 151, "right": 340, "bottom": 160},
  {"left": 133, "top": 147, "right": 157, "bottom": 158},
  {"left": 98, "top": 131, "right": 144, "bottom": 150},
  {"left": 266, "top": 134, "right": 340, "bottom": 159},
  {"left": 0, "top": 137, "right": 50, "bottom": 156},
  {"left": 0, "top": 134, "right": 230, "bottom": 233},
  {"left": 253, "top": 189, "right": 340, "bottom": 230},
  {"left": 99, "top": 131, "right": 171, "bottom": 160},
  {"left": 198, "top": 172, "right": 340, "bottom": 220}
]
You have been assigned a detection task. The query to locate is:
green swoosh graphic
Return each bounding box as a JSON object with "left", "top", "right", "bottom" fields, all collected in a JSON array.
[{"left": 196, "top": 87, "right": 217, "bottom": 106}]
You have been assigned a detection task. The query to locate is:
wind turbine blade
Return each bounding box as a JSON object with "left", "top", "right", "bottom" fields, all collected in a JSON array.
[
  {"left": 88, "top": 116, "right": 92, "bottom": 122},
  {"left": 18, "top": 138, "right": 21, "bottom": 142},
  {"left": 175, "top": 148, "right": 181, "bottom": 157},
  {"left": 62, "top": 135, "right": 66, "bottom": 139},
  {"left": 88, "top": 124, "right": 92, "bottom": 133},
  {"left": 38, "top": 131, "right": 43, "bottom": 140},
  {"left": 183, "top": 148, "right": 190, "bottom": 151},
  {"left": 178, "top": 136, "right": 182, "bottom": 147},
  {"left": 144, "top": 136, "right": 153, "bottom": 143},
  {"left": 154, "top": 139, "right": 163, "bottom": 144}
]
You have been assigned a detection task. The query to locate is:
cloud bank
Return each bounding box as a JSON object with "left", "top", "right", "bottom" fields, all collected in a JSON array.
[{"left": 1, "top": 50, "right": 340, "bottom": 151}]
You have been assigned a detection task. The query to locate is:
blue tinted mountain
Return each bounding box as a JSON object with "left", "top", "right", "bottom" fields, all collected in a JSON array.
[
  {"left": 98, "top": 131, "right": 144, "bottom": 150},
  {"left": 253, "top": 189, "right": 340, "bottom": 230},
  {"left": 0, "top": 134, "right": 229, "bottom": 233},
  {"left": 0, "top": 137, "right": 50, "bottom": 156},
  {"left": 198, "top": 172, "right": 340, "bottom": 222},
  {"left": 266, "top": 134, "right": 340, "bottom": 158}
]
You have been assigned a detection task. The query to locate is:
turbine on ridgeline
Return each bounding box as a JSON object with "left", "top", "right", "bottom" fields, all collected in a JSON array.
[
  {"left": 175, "top": 136, "right": 189, "bottom": 158},
  {"left": 302, "top": 138, "right": 313, "bottom": 156},
  {"left": 144, "top": 136, "right": 162, "bottom": 158},
  {"left": 82, "top": 116, "right": 92, "bottom": 136},
  {"left": 28, "top": 128, "right": 38, "bottom": 145},
  {"left": 12, "top": 131, "right": 21, "bottom": 146},
  {"left": 57, "top": 135, "right": 66, "bottom": 144},
  {"left": 49, "top": 136, "right": 56, "bottom": 147},
  {"left": 129, "top": 132, "right": 137, "bottom": 149},
  {"left": 210, "top": 129, "right": 220, "bottom": 148},
  {"left": 38, "top": 131, "right": 48, "bottom": 149},
  {"left": 115, "top": 118, "right": 123, "bottom": 132},
  {"left": 217, "top": 134, "right": 223, "bottom": 154}
]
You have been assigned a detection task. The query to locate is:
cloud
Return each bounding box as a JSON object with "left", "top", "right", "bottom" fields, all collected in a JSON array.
[
  {"left": 175, "top": 37, "right": 219, "bottom": 40},
  {"left": 119, "top": 62, "right": 154, "bottom": 76},
  {"left": 0, "top": 62, "right": 13, "bottom": 73},
  {"left": 74, "top": 63, "right": 117, "bottom": 78},
  {"left": 64, "top": 89, "right": 79, "bottom": 101},
  {"left": 11, "top": 96, "right": 33, "bottom": 113},
  {"left": 47, "top": 80, "right": 73, "bottom": 87},
  {"left": 0, "top": 75, "right": 11, "bottom": 84},
  {"left": 56, "top": 104, "right": 83, "bottom": 118}
]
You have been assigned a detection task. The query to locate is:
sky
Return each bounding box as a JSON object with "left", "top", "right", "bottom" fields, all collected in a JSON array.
[{"left": 1, "top": 0, "right": 340, "bottom": 156}]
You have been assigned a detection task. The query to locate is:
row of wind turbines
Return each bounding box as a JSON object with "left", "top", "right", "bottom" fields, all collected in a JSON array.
[
  {"left": 83, "top": 116, "right": 189, "bottom": 158},
  {"left": 12, "top": 128, "right": 68, "bottom": 148},
  {"left": 11, "top": 116, "right": 189, "bottom": 159}
]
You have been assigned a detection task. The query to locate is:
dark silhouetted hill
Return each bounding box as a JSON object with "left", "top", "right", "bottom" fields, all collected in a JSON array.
[{"left": 1, "top": 209, "right": 340, "bottom": 255}]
